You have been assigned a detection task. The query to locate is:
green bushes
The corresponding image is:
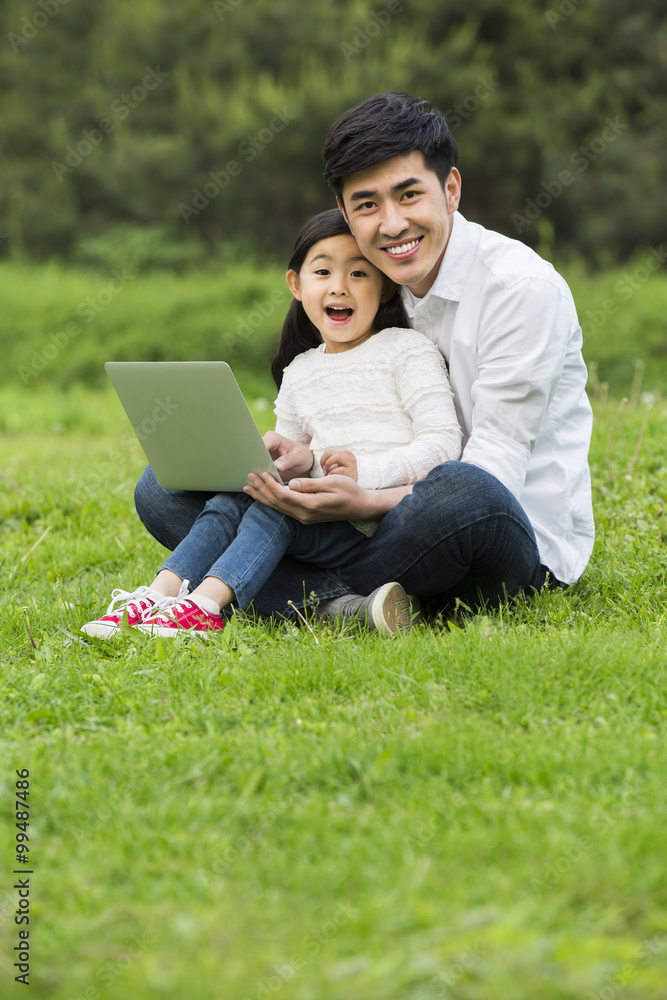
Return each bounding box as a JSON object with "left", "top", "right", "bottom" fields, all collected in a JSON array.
[
  {"left": 1, "top": 260, "right": 290, "bottom": 392},
  {"left": 566, "top": 252, "right": 667, "bottom": 397},
  {"left": 1, "top": 255, "right": 666, "bottom": 397}
]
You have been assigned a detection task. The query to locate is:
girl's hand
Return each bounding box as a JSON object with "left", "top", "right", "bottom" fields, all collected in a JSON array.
[
  {"left": 263, "top": 432, "right": 314, "bottom": 480},
  {"left": 320, "top": 449, "right": 358, "bottom": 480}
]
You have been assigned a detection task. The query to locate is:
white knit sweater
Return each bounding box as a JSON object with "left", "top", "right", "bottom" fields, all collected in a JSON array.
[{"left": 274, "top": 327, "right": 462, "bottom": 492}]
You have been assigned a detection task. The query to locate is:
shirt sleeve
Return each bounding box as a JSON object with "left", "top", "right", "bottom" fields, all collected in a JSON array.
[
  {"left": 355, "top": 334, "right": 463, "bottom": 490},
  {"left": 461, "top": 277, "right": 572, "bottom": 497},
  {"left": 273, "top": 365, "right": 312, "bottom": 445}
]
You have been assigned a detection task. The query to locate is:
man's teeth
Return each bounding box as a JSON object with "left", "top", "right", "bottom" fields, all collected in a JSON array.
[{"left": 386, "top": 239, "right": 420, "bottom": 255}]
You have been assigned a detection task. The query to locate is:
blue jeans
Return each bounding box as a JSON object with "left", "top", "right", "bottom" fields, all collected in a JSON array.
[
  {"left": 135, "top": 461, "right": 559, "bottom": 619},
  {"left": 160, "top": 491, "right": 369, "bottom": 610}
]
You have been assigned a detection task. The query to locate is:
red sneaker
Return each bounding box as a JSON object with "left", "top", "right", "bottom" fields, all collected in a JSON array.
[
  {"left": 138, "top": 598, "right": 225, "bottom": 637},
  {"left": 80, "top": 585, "right": 186, "bottom": 639}
]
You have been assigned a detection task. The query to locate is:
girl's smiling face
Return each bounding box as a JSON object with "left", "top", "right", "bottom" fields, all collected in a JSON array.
[{"left": 286, "top": 234, "right": 388, "bottom": 354}]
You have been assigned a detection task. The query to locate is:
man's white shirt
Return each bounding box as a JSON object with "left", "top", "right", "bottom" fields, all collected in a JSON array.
[{"left": 401, "top": 212, "right": 595, "bottom": 584}]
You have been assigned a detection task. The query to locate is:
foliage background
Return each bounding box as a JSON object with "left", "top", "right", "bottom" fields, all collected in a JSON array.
[{"left": 0, "top": 0, "right": 666, "bottom": 266}]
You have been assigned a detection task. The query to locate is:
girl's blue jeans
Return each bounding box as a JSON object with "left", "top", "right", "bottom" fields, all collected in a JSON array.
[
  {"left": 159, "top": 491, "right": 369, "bottom": 610},
  {"left": 135, "top": 461, "right": 561, "bottom": 619}
]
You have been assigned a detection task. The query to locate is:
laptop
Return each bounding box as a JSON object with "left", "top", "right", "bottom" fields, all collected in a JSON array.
[{"left": 105, "top": 361, "right": 282, "bottom": 491}]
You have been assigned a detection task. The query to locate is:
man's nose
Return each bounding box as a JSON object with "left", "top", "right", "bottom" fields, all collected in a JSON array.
[{"left": 379, "top": 202, "right": 409, "bottom": 238}]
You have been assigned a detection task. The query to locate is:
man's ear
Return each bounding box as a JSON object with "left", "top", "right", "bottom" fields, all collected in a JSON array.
[
  {"left": 336, "top": 196, "right": 349, "bottom": 224},
  {"left": 285, "top": 269, "right": 302, "bottom": 300},
  {"left": 380, "top": 276, "right": 397, "bottom": 304},
  {"left": 445, "top": 167, "right": 462, "bottom": 214}
]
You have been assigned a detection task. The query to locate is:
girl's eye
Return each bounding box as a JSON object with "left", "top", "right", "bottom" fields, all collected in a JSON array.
[
  {"left": 314, "top": 268, "right": 330, "bottom": 276},
  {"left": 351, "top": 270, "right": 367, "bottom": 278}
]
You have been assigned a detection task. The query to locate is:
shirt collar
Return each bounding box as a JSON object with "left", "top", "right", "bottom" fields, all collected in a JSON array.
[{"left": 401, "top": 212, "right": 478, "bottom": 307}]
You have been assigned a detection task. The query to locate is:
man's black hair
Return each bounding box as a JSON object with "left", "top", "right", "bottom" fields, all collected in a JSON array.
[{"left": 323, "top": 92, "right": 459, "bottom": 203}]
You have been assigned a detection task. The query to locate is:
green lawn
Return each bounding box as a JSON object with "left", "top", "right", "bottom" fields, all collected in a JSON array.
[{"left": 1, "top": 384, "right": 666, "bottom": 999}]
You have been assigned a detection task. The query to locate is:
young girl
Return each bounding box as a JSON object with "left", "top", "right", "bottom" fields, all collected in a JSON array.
[{"left": 81, "top": 210, "right": 462, "bottom": 639}]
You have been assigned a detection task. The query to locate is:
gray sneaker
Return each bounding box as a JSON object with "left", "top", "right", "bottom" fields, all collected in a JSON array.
[{"left": 316, "top": 581, "right": 421, "bottom": 636}]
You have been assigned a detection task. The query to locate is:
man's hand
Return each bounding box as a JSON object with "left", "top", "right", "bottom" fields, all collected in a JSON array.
[
  {"left": 263, "top": 431, "right": 314, "bottom": 481},
  {"left": 245, "top": 472, "right": 372, "bottom": 524},
  {"left": 320, "top": 448, "right": 358, "bottom": 480}
]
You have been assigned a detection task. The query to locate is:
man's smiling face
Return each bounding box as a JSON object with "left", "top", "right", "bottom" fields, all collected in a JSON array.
[{"left": 338, "top": 150, "right": 461, "bottom": 298}]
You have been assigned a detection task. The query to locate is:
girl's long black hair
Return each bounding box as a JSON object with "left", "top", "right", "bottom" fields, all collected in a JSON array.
[{"left": 270, "top": 208, "right": 410, "bottom": 388}]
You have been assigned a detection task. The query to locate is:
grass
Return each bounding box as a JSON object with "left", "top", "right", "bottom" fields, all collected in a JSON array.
[
  {"left": 1, "top": 253, "right": 667, "bottom": 396},
  {"left": 1, "top": 381, "right": 666, "bottom": 999}
]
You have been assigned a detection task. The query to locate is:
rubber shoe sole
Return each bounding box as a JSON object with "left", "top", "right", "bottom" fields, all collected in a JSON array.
[
  {"left": 139, "top": 622, "right": 219, "bottom": 639},
  {"left": 367, "top": 582, "right": 421, "bottom": 636},
  {"left": 81, "top": 619, "right": 128, "bottom": 639}
]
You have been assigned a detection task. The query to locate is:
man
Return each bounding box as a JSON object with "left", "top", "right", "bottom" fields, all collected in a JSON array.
[{"left": 135, "top": 91, "right": 594, "bottom": 629}]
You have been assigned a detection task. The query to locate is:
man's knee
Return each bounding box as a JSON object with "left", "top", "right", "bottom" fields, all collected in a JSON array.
[
  {"left": 134, "top": 465, "right": 157, "bottom": 524},
  {"left": 411, "top": 461, "right": 517, "bottom": 518},
  {"left": 417, "top": 460, "right": 496, "bottom": 492}
]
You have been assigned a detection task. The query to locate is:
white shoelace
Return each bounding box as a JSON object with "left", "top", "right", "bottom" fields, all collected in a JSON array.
[
  {"left": 105, "top": 580, "right": 190, "bottom": 618},
  {"left": 141, "top": 596, "right": 194, "bottom": 623}
]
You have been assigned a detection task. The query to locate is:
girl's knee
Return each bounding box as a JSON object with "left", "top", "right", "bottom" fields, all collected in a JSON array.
[
  {"left": 246, "top": 500, "right": 287, "bottom": 523},
  {"left": 204, "top": 492, "right": 252, "bottom": 517}
]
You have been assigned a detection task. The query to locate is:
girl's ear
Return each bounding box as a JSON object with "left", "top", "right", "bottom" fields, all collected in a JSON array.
[
  {"left": 285, "top": 269, "right": 302, "bottom": 300},
  {"left": 380, "top": 276, "right": 398, "bottom": 304}
]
